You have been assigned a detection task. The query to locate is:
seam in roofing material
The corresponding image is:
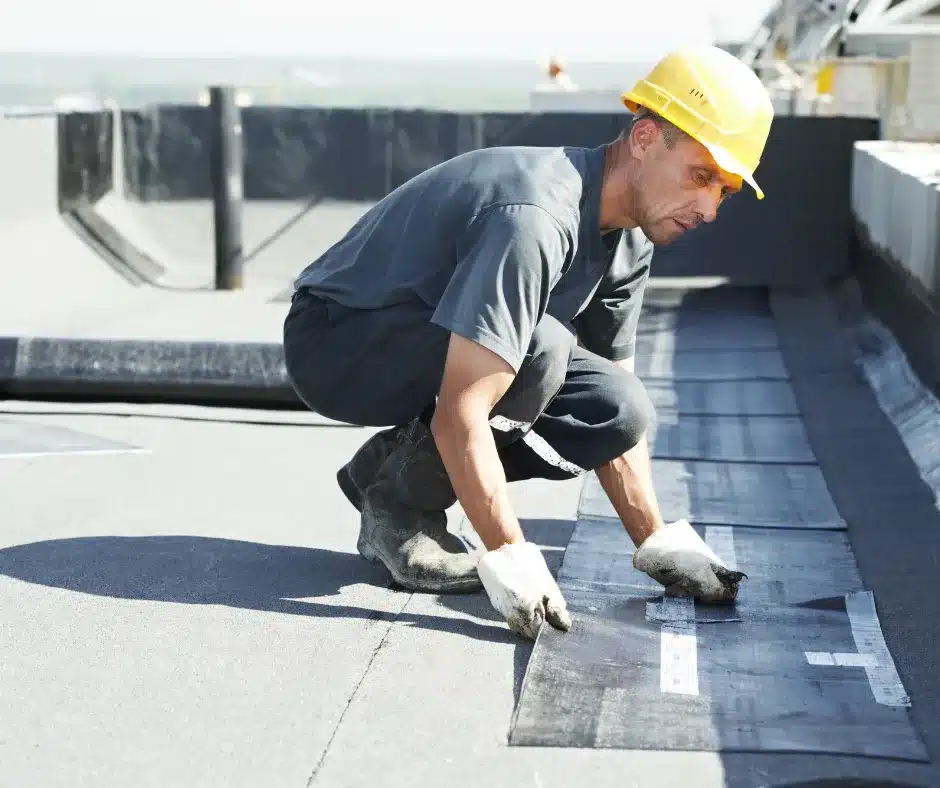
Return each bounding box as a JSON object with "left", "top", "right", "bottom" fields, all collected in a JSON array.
[{"left": 849, "top": 315, "right": 940, "bottom": 512}]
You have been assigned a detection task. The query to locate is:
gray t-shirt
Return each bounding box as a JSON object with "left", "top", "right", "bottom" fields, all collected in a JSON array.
[{"left": 293, "top": 143, "right": 653, "bottom": 372}]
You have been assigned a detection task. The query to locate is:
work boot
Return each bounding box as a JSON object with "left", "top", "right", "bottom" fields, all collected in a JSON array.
[
  {"left": 336, "top": 427, "right": 399, "bottom": 511},
  {"left": 358, "top": 417, "right": 482, "bottom": 593}
]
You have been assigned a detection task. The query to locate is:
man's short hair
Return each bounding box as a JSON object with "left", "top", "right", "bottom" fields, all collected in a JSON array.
[{"left": 627, "top": 105, "right": 687, "bottom": 150}]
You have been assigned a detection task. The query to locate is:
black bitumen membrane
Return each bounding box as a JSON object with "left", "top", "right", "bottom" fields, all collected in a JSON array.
[{"left": 511, "top": 283, "right": 938, "bottom": 773}]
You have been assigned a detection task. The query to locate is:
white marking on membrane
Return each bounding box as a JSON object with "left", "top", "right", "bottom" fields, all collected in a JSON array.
[
  {"left": 837, "top": 652, "right": 878, "bottom": 668},
  {"left": 805, "top": 651, "right": 878, "bottom": 668},
  {"left": 657, "top": 526, "right": 738, "bottom": 697},
  {"left": 647, "top": 524, "right": 910, "bottom": 707},
  {"left": 804, "top": 594, "right": 911, "bottom": 707},
  {"left": 659, "top": 596, "right": 698, "bottom": 695},
  {"left": 845, "top": 591, "right": 912, "bottom": 707}
]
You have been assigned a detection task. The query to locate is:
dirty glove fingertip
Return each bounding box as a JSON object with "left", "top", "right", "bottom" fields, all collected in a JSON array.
[
  {"left": 507, "top": 609, "right": 542, "bottom": 642},
  {"left": 711, "top": 564, "right": 747, "bottom": 586},
  {"left": 545, "top": 598, "right": 572, "bottom": 632}
]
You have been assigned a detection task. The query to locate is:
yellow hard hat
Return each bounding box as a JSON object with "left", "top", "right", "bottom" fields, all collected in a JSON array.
[{"left": 623, "top": 46, "right": 775, "bottom": 199}]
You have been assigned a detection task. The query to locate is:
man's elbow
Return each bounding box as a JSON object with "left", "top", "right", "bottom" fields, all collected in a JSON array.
[
  {"left": 430, "top": 396, "right": 486, "bottom": 447},
  {"left": 433, "top": 332, "right": 517, "bottom": 442}
]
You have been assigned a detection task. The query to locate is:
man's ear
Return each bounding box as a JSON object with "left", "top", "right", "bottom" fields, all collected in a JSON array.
[{"left": 629, "top": 118, "right": 658, "bottom": 158}]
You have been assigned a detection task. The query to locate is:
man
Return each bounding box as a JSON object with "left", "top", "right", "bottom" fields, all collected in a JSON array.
[{"left": 283, "top": 45, "right": 774, "bottom": 641}]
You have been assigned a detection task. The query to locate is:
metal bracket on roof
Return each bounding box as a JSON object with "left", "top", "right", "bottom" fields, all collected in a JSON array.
[{"left": 739, "top": 0, "right": 940, "bottom": 64}]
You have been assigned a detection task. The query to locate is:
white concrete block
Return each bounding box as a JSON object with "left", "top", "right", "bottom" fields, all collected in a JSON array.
[{"left": 851, "top": 140, "right": 940, "bottom": 297}]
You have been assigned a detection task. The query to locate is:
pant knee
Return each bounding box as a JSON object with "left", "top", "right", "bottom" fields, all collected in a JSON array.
[{"left": 610, "top": 370, "right": 656, "bottom": 453}]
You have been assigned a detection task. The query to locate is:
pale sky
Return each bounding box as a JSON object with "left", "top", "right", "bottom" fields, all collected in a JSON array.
[{"left": 0, "top": 0, "right": 775, "bottom": 60}]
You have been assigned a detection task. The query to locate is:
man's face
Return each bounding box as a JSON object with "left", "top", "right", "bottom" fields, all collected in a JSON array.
[{"left": 631, "top": 121, "right": 742, "bottom": 245}]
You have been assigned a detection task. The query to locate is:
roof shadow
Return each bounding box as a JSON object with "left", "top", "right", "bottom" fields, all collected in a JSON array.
[{"left": 0, "top": 533, "right": 512, "bottom": 644}]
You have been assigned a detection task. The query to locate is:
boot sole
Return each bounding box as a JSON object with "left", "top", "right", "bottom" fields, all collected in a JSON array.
[{"left": 357, "top": 535, "right": 482, "bottom": 594}]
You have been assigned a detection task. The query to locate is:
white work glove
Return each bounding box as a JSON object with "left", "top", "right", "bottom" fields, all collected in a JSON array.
[
  {"left": 478, "top": 542, "right": 572, "bottom": 641},
  {"left": 633, "top": 520, "right": 746, "bottom": 603}
]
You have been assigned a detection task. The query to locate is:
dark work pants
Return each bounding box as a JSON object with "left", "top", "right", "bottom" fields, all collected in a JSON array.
[{"left": 283, "top": 289, "right": 655, "bottom": 482}]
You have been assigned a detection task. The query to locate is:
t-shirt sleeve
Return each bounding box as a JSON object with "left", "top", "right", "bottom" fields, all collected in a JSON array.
[
  {"left": 574, "top": 231, "right": 653, "bottom": 362},
  {"left": 430, "top": 203, "right": 571, "bottom": 372}
]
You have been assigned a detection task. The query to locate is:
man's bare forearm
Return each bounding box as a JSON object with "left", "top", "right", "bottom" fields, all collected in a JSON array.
[
  {"left": 430, "top": 410, "right": 525, "bottom": 550},
  {"left": 595, "top": 354, "right": 665, "bottom": 546},
  {"left": 595, "top": 433, "right": 665, "bottom": 546}
]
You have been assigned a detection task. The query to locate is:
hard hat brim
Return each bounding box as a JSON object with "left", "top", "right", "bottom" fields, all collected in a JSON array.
[{"left": 700, "top": 139, "right": 765, "bottom": 201}]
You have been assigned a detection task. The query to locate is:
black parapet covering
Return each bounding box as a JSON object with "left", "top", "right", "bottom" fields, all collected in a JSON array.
[
  {"left": 383, "top": 109, "right": 464, "bottom": 193},
  {"left": 53, "top": 107, "right": 167, "bottom": 284},
  {"left": 122, "top": 104, "right": 212, "bottom": 201},
  {"left": 242, "top": 107, "right": 390, "bottom": 201},
  {"left": 209, "top": 87, "right": 245, "bottom": 290},
  {"left": 120, "top": 106, "right": 629, "bottom": 203},
  {"left": 115, "top": 106, "right": 881, "bottom": 289},
  {"left": 56, "top": 111, "right": 114, "bottom": 207},
  {"left": 481, "top": 111, "right": 624, "bottom": 149},
  {"left": 56, "top": 109, "right": 169, "bottom": 285}
]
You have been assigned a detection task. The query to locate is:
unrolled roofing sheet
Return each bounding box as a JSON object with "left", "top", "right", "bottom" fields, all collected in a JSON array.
[
  {"left": 649, "top": 414, "right": 815, "bottom": 464},
  {"left": 510, "top": 516, "right": 925, "bottom": 761},
  {"left": 579, "top": 462, "right": 847, "bottom": 530},
  {"left": 643, "top": 380, "right": 800, "bottom": 416},
  {"left": 635, "top": 349, "right": 790, "bottom": 381}
]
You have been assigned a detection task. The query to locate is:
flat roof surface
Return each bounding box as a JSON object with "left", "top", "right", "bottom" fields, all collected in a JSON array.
[{"left": 2, "top": 282, "right": 939, "bottom": 787}]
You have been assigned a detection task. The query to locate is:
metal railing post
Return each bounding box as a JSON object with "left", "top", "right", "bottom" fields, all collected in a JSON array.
[{"left": 209, "top": 86, "right": 244, "bottom": 290}]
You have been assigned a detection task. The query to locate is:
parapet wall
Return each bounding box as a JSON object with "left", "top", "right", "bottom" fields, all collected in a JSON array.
[
  {"left": 54, "top": 103, "right": 883, "bottom": 288},
  {"left": 850, "top": 140, "right": 940, "bottom": 395},
  {"left": 57, "top": 111, "right": 113, "bottom": 208},
  {"left": 108, "top": 106, "right": 879, "bottom": 288},
  {"left": 852, "top": 141, "right": 940, "bottom": 301}
]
